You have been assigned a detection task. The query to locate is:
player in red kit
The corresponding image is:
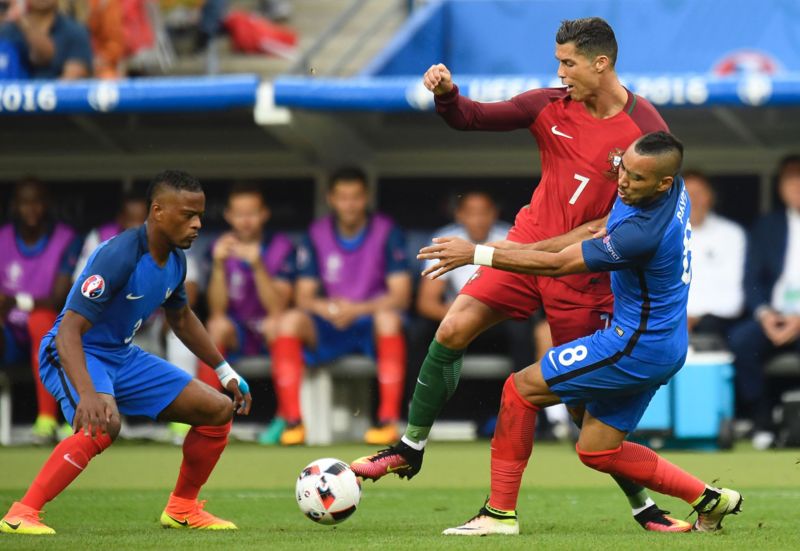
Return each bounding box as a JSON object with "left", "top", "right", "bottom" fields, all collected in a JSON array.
[{"left": 352, "top": 17, "right": 688, "bottom": 534}]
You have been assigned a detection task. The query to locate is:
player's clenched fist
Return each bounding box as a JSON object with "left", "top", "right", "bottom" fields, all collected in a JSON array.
[{"left": 423, "top": 63, "right": 453, "bottom": 95}]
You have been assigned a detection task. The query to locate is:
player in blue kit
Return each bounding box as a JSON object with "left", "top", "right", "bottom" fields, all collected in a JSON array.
[
  {"left": 0, "top": 170, "right": 252, "bottom": 535},
  {"left": 418, "top": 132, "right": 743, "bottom": 535}
]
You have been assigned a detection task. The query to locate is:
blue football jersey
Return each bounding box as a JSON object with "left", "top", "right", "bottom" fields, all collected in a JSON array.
[
  {"left": 48, "top": 224, "right": 187, "bottom": 354},
  {"left": 581, "top": 178, "right": 692, "bottom": 364}
]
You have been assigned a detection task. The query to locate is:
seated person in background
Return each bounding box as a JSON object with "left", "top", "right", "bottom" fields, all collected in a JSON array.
[
  {"left": 272, "top": 167, "right": 411, "bottom": 446},
  {"left": 0, "top": 178, "right": 82, "bottom": 442},
  {"left": 63, "top": 0, "right": 124, "bottom": 78},
  {"left": 683, "top": 170, "right": 746, "bottom": 343},
  {"left": 73, "top": 190, "right": 148, "bottom": 278},
  {"left": 730, "top": 155, "right": 800, "bottom": 450},
  {"left": 410, "top": 191, "right": 533, "bottom": 430},
  {"left": 0, "top": 0, "right": 92, "bottom": 79},
  {"left": 205, "top": 183, "right": 295, "bottom": 443}
]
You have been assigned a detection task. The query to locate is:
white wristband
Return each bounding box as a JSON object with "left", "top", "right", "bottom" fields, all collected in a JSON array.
[
  {"left": 473, "top": 245, "right": 495, "bottom": 267},
  {"left": 214, "top": 360, "right": 241, "bottom": 387},
  {"left": 15, "top": 292, "right": 34, "bottom": 313}
]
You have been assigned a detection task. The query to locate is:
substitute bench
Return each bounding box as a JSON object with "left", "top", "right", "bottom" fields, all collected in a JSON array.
[{"left": 234, "top": 354, "right": 512, "bottom": 445}]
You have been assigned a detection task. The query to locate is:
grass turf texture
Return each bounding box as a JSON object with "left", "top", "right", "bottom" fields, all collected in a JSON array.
[{"left": 1, "top": 442, "right": 798, "bottom": 550}]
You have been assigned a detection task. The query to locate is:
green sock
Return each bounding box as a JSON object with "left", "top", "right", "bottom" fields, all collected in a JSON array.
[
  {"left": 611, "top": 474, "right": 650, "bottom": 509},
  {"left": 404, "top": 339, "right": 464, "bottom": 443}
]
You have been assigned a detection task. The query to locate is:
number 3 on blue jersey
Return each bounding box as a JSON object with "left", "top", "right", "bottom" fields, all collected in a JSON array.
[{"left": 124, "top": 318, "right": 143, "bottom": 344}]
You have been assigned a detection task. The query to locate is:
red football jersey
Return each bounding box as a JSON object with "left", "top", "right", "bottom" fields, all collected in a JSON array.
[{"left": 435, "top": 85, "right": 668, "bottom": 242}]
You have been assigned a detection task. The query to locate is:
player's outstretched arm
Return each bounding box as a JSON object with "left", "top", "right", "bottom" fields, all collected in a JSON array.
[
  {"left": 55, "top": 311, "right": 114, "bottom": 437},
  {"left": 418, "top": 237, "right": 589, "bottom": 279},
  {"left": 426, "top": 63, "right": 538, "bottom": 131},
  {"left": 525, "top": 215, "right": 609, "bottom": 252},
  {"left": 165, "top": 305, "right": 252, "bottom": 414}
]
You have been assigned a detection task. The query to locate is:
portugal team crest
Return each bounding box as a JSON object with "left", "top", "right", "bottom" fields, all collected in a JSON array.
[
  {"left": 81, "top": 274, "right": 105, "bottom": 299},
  {"left": 605, "top": 147, "right": 624, "bottom": 179}
]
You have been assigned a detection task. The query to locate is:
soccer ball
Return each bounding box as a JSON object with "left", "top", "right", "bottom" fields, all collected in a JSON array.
[{"left": 296, "top": 458, "right": 361, "bottom": 525}]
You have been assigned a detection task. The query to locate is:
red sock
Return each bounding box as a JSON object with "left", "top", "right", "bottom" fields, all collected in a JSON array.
[
  {"left": 489, "top": 375, "right": 539, "bottom": 511},
  {"left": 577, "top": 442, "right": 706, "bottom": 503},
  {"left": 376, "top": 335, "right": 405, "bottom": 423},
  {"left": 172, "top": 422, "right": 231, "bottom": 501},
  {"left": 21, "top": 432, "right": 113, "bottom": 510},
  {"left": 270, "top": 337, "right": 304, "bottom": 424},
  {"left": 27, "top": 309, "right": 58, "bottom": 418},
  {"left": 197, "top": 362, "right": 223, "bottom": 391}
]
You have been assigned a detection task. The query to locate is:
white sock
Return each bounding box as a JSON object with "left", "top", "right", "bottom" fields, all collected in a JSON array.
[
  {"left": 401, "top": 435, "right": 427, "bottom": 451},
  {"left": 632, "top": 497, "right": 656, "bottom": 516}
]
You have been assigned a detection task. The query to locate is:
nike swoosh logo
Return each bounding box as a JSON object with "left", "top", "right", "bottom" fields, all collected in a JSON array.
[
  {"left": 551, "top": 125, "right": 574, "bottom": 139},
  {"left": 64, "top": 453, "right": 84, "bottom": 470},
  {"left": 416, "top": 377, "right": 430, "bottom": 387},
  {"left": 126, "top": 293, "right": 144, "bottom": 300},
  {"left": 386, "top": 464, "right": 410, "bottom": 474},
  {"left": 548, "top": 350, "right": 559, "bottom": 371},
  {"left": 167, "top": 514, "right": 190, "bottom": 527},
  {"left": 4, "top": 521, "right": 21, "bottom": 530}
]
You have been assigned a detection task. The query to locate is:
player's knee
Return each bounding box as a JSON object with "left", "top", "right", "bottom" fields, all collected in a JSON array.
[
  {"left": 373, "top": 308, "right": 402, "bottom": 334},
  {"left": 435, "top": 315, "right": 471, "bottom": 349},
  {"left": 208, "top": 393, "right": 234, "bottom": 426},
  {"left": 106, "top": 415, "right": 122, "bottom": 441},
  {"left": 262, "top": 316, "right": 280, "bottom": 342},
  {"left": 576, "top": 445, "right": 617, "bottom": 473},
  {"left": 277, "top": 309, "right": 307, "bottom": 336}
]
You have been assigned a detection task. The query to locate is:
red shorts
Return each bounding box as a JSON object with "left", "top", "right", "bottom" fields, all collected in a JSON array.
[{"left": 459, "top": 207, "right": 614, "bottom": 346}]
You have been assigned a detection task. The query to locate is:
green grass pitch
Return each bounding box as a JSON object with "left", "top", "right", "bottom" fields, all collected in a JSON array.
[{"left": 1, "top": 441, "right": 798, "bottom": 550}]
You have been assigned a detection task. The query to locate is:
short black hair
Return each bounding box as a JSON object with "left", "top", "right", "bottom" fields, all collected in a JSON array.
[
  {"left": 228, "top": 182, "right": 267, "bottom": 205},
  {"left": 555, "top": 17, "right": 618, "bottom": 67},
  {"left": 120, "top": 186, "right": 147, "bottom": 206},
  {"left": 777, "top": 154, "right": 800, "bottom": 180},
  {"left": 634, "top": 131, "right": 684, "bottom": 176},
  {"left": 12, "top": 176, "right": 48, "bottom": 204},
  {"left": 456, "top": 189, "right": 497, "bottom": 209},
  {"left": 682, "top": 169, "right": 711, "bottom": 186},
  {"left": 329, "top": 167, "right": 368, "bottom": 191},
  {"left": 146, "top": 170, "right": 202, "bottom": 208}
]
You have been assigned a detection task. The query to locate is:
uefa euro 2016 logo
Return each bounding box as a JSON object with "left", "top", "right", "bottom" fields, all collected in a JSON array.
[{"left": 81, "top": 274, "right": 106, "bottom": 299}]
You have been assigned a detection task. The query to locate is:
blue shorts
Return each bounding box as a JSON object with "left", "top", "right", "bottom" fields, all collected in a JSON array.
[
  {"left": 2, "top": 325, "right": 27, "bottom": 365},
  {"left": 541, "top": 330, "right": 684, "bottom": 432},
  {"left": 39, "top": 337, "right": 193, "bottom": 424},
  {"left": 304, "top": 314, "right": 375, "bottom": 366},
  {"left": 228, "top": 317, "right": 268, "bottom": 360}
]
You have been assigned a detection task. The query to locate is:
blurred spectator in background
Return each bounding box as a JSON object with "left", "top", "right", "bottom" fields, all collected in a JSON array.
[
  {"left": 0, "top": 0, "right": 92, "bottom": 79},
  {"left": 205, "top": 184, "right": 295, "bottom": 443},
  {"left": 416, "top": 191, "right": 510, "bottom": 324},
  {"left": 73, "top": 190, "right": 148, "bottom": 277},
  {"left": 63, "top": 0, "right": 125, "bottom": 78},
  {"left": 684, "top": 170, "right": 746, "bottom": 343},
  {"left": 730, "top": 155, "right": 800, "bottom": 450},
  {"left": 0, "top": 178, "right": 81, "bottom": 442},
  {"left": 272, "top": 168, "right": 411, "bottom": 446},
  {"left": 259, "top": 0, "right": 289, "bottom": 22}
]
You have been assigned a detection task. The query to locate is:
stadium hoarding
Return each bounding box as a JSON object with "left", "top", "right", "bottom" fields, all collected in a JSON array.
[
  {"left": 0, "top": 74, "right": 259, "bottom": 115},
  {"left": 272, "top": 72, "right": 798, "bottom": 111},
  {"left": 0, "top": 71, "right": 797, "bottom": 116}
]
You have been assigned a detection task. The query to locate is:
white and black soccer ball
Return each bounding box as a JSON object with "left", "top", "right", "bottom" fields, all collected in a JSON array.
[{"left": 296, "top": 458, "right": 361, "bottom": 525}]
